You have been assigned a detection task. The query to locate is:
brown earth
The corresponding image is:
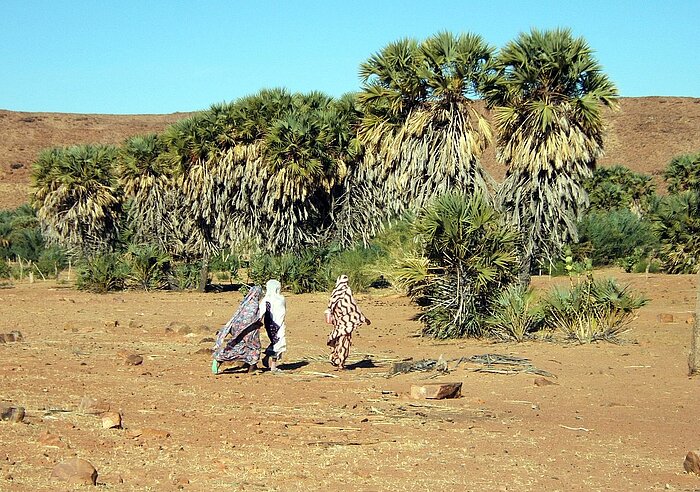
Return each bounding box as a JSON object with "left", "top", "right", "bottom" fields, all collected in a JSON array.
[
  {"left": 1, "top": 271, "right": 699, "bottom": 490},
  {"left": 2, "top": 97, "right": 700, "bottom": 209}
]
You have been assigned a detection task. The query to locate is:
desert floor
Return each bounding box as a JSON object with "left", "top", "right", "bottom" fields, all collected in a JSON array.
[{"left": 0, "top": 271, "right": 698, "bottom": 491}]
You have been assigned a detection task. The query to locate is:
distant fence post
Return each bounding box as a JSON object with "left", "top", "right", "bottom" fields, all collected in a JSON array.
[{"left": 690, "top": 271, "right": 700, "bottom": 376}]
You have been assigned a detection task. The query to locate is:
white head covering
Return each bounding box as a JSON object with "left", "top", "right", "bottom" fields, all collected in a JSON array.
[{"left": 260, "top": 279, "right": 286, "bottom": 355}]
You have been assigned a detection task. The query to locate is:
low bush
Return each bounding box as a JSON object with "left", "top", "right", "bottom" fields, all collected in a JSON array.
[
  {"left": 35, "top": 246, "right": 68, "bottom": 278},
  {"left": 75, "top": 253, "right": 128, "bottom": 293},
  {"left": 540, "top": 273, "right": 648, "bottom": 343},
  {"left": 486, "top": 284, "right": 542, "bottom": 342},
  {"left": 575, "top": 209, "right": 657, "bottom": 267},
  {"left": 0, "top": 259, "right": 11, "bottom": 279},
  {"left": 124, "top": 244, "right": 171, "bottom": 291}
]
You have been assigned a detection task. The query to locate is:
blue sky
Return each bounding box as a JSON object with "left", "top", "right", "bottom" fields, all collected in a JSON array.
[{"left": 1, "top": 0, "right": 697, "bottom": 114}]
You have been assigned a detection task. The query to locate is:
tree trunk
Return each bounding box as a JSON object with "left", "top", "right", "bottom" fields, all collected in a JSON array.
[
  {"left": 199, "top": 257, "right": 209, "bottom": 293},
  {"left": 518, "top": 254, "right": 532, "bottom": 288},
  {"left": 690, "top": 271, "right": 700, "bottom": 376}
]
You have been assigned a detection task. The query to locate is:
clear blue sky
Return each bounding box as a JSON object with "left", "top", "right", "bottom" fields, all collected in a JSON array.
[{"left": 1, "top": 0, "right": 697, "bottom": 114}]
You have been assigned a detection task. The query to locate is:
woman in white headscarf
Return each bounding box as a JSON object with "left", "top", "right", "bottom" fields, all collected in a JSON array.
[
  {"left": 326, "top": 275, "right": 371, "bottom": 370},
  {"left": 259, "top": 279, "right": 287, "bottom": 372}
]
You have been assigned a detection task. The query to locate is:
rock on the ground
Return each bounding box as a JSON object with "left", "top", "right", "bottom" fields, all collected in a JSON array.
[
  {"left": 125, "top": 354, "right": 143, "bottom": 366},
  {"left": 38, "top": 431, "right": 66, "bottom": 448},
  {"left": 657, "top": 313, "right": 674, "bottom": 323},
  {"left": 194, "top": 347, "right": 212, "bottom": 356},
  {"left": 166, "top": 321, "right": 192, "bottom": 335},
  {"left": 78, "top": 397, "right": 111, "bottom": 415},
  {"left": 684, "top": 450, "right": 700, "bottom": 475},
  {"left": 0, "top": 404, "right": 25, "bottom": 423},
  {"left": 534, "top": 377, "right": 558, "bottom": 386},
  {"left": 101, "top": 412, "right": 122, "bottom": 429},
  {"left": 51, "top": 458, "right": 98, "bottom": 486},
  {"left": 410, "top": 382, "right": 462, "bottom": 400},
  {"left": 0, "top": 331, "right": 23, "bottom": 343}
]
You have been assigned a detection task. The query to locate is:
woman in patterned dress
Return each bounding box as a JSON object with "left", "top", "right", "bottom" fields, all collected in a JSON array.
[
  {"left": 326, "top": 275, "right": 371, "bottom": 370},
  {"left": 212, "top": 286, "right": 263, "bottom": 374}
]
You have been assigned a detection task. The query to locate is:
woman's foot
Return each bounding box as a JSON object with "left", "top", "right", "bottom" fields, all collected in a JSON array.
[
  {"left": 247, "top": 363, "right": 259, "bottom": 373},
  {"left": 211, "top": 360, "right": 220, "bottom": 375}
]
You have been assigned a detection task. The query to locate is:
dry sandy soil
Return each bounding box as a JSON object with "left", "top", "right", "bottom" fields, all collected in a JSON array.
[
  {"left": 2, "top": 97, "right": 700, "bottom": 209},
  {"left": 0, "top": 271, "right": 698, "bottom": 491}
]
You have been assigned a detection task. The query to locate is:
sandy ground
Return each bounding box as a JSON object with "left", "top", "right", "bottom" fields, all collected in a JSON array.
[{"left": 0, "top": 271, "right": 698, "bottom": 491}]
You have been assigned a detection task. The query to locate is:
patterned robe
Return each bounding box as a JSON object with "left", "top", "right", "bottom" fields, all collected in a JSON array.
[
  {"left": 326, "top": 275, "right": 367, "bottom": 367},
  {"left": 212, "top": 286, "right": 262, "bottom": 365}
]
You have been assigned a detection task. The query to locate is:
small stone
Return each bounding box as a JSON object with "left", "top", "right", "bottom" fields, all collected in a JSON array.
[
  {"left": 199, "top": 337, "right": 215, "bottom": 344},
  {"left": 51, "top": 458, "right": 98, "bottom": 486},
  {"left": 168, "top": 322, "right": 192, "bottom": 335},
  {"left": 0, "top": 335, "right": 5, "bottom": 343},
  {"left": 139, "top": 428, "right": 170, "bottom": 440},
  {"left": 194, "top": 348, "right": 212, "bottom": 356},
  {"left": 534, "top": 377, "right": 558, "bottom": 386},
  {"left": 128, "top": 320, "right": 143, "bottom": 329},
  {"left": 125, "top": 354, "right": 143, "bottom": 366},
  {"left": 101, "top": 412, "right": 122, "bottom": 429},
  {"left": 684, "top": 450, "right": 700, "bottom": 475},
  {"left": 38, "top": 431, "right": 66, "bottom": 448},
  {"left": 0, "top": 404, "right": 25, "bottom": 423},
  {"left": 410, "top": 382, "right": 462, "bottom": 400},
  {"left": 78, "top": 397, "right": 111, "bottom": 415},
  {"left": 104, "top": 319, "right": 120, "bottom": 328},
  {"left": 657, "top": 313, "right": 674, "bottom": 323},
  {"left": 686, "top": 316, "right": 696, "bottom": 325}
]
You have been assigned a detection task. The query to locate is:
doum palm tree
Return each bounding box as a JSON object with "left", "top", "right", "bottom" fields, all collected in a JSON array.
[
  {"left": 485, "top": 28, "right": 618, "bottom": 284},
  {"left": 343, "top": 31, "right": 495, "bottom": 245}
]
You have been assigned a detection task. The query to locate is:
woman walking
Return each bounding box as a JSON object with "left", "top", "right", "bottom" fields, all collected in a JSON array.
[
  {"left": 326, "top": 275, "right": 371, "bottom": 370},
  {"left": 212, "top": 285, "right": 263, "bottom": 374},
  {"left": 260, "top": 279, "right": 287, "bottom": 372}
]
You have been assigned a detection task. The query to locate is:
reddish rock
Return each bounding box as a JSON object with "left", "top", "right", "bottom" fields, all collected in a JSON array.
[
  {"left": 78, "top": 397, "right": 111, "bottom": 415},
  {"left": 101, "top": 412, "right": 122, "bottom": 429},
  {"left": 140, "top": 428, "right": 170, "bottom": 439},
  {"left": 51, "top": 458, "right": 98, "bottom": 486},
  {"left": 534, "top": 377, "right": 558, "bottom": 386},
  {"left": 684, "top": 450, "right": 700, "bottom": 475},
  {"left": 38, "top": 431, "right": 67, "bottom": 448},
  {"left": 194, "top": 347, "right": 212, "bottom": 356},
  {"left": 410, "top": 382, "right": 462, "bottom": 400},
  {"left": 657, "top": 313, "right": 674, "bottom": 323}
]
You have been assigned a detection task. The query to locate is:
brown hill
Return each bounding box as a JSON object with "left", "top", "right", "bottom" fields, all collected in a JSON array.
[{"left": 1, "top": 96, "right": 699, "bottom": 210}]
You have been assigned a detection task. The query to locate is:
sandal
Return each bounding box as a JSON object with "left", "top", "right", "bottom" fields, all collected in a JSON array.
[{"left": 211, "top": 360, "right": 220, "bottom": 375}]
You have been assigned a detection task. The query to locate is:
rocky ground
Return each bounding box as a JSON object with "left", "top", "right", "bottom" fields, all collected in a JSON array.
[{"left": 0, "top": 270, "right": 699, "bottom": 490}]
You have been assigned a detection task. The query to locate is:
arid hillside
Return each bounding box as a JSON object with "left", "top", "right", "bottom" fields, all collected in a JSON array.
[{"left": 1, "top": 96, "right": 699, "bottom": 209}]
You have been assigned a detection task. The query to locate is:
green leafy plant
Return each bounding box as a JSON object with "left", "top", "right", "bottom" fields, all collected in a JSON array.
[
  {"left": 486, "top": 284, "right": 542, "bottom": 342},
  {"left": 393, "top": 192, "right": 520, "bottom": 339},
  {"left": 540, "top": 257, "right": 648, "bottom": 343},
  {"left": 651, "top": 191, "right": 700, "bottom": 273},
  {"left": 75, "top": 253, "right": 128, "bottom": 293},
  {"left": 35, "top": 246, "right": 68, "bottom": 278},
  {"left": 124, "top": 244, "right": 171, "bottom": 291},
  {"left": 664, "top": 152, "right": 700, "bottom": 194}
]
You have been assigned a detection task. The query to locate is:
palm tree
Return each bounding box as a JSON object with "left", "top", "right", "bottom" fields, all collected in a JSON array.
[
  {"left": 484, "top": 28, "right": 618, "bottom": 283},
  {"left": 344, "top": 32, "right": 495, "bottom": 245},
  {"left": 32, "top": 145, "right": 121, "bottom": 257},
  {"left": 119, "top": 134, "right": 182, "bottom": 252}
]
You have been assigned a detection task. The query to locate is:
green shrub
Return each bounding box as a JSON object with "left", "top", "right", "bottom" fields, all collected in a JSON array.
[
  {"left": 249, "top": 248, "right": 328, "bottom": 294},
  {"left": 664, "top": 152, "right": 700, "bottom": 194},
  {"left": 325, "top": 244, "right": 386, "bottom": 292},
  {"left": 35, "top": 246, "right": 68, "bottom": 278},
  {"left": 124, "top": 244, "right": 171, "bottom": 290},
  {"left": 210, "top": 248, "right": 241, "bottom": 282},
  {"left": 169, "top": 261, "right": 202, "bottom": 290},
  {"left": 585, "top": 165, "right": 654, "bottom": 214},
  {"left": 394, "top": 192, "right": 520, "bottom": 339},
  {"left": 575, "top": 209, "right": 658, "bottom": 266},
  {"left": 0, "top": 259, "right": 11, "bottom": 279},
  {"left": 75, "top": 253, "right": 128, "bottom": 293},
  {"left": 651, "top": 191, "right": 700, "bottom": 273},
  {"left": 540, "top": 273, "right": 648, "bottom": 343},
  {"left": 486, "top": 284, "right": 542, "bottom": 342}
]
